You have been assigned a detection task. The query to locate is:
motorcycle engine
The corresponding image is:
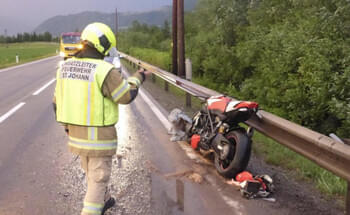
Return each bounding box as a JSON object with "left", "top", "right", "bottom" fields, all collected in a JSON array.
[{"left": 212, "top": 134, "right": 231, "bottom": 160}]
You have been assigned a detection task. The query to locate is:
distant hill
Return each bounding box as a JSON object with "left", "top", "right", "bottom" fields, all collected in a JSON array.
[
  {"left": 34, "top": 9, "right": 170, "bottom": 36},
  {"left": 34, "top": 0, "right": 198, "bottom": 36}
]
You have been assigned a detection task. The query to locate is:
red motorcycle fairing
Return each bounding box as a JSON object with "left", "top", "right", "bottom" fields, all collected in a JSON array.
[
  {"left": 207, "top": 95, "right": 259, "bottom": 113},
  {"left": 226, "top": 101, "right": 259, "bottom": 112},
  {"left": 234, "top": 101, "right": 259, "bottom": 110},
  {"left": 207, "top": 96, "right": 231, "bottom": 113}
]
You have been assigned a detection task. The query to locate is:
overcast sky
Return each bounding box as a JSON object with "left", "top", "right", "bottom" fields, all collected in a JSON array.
[{"left": 0, "top": 0, "right": 172, "bottom": 32}]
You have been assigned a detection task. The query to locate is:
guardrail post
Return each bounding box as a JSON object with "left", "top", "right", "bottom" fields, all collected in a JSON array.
[
  {"left": 347, "top": 181, "right": 350, "bottom": 215},
  {"left": 185, "top": 58, "right": 192, "bottom": 107},
  {"left": 165, "top": 64, "right": 171, "bottom": 92}
]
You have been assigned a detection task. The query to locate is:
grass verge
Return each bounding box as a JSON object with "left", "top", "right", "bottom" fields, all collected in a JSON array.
[
  {"left": 253, "top": 132, "right": 347, "bottom": 197},
  {"left": 0, "top": 42, "right": 59, "bottom": 69}
]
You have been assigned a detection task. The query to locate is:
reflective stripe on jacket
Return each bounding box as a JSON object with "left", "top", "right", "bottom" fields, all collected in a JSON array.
[{"left": 56, "top": 57, "right": 118, "bottom": 126}]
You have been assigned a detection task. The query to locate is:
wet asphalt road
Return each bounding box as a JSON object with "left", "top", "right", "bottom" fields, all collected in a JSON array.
[{"left": 0, "top": 57, "right": 343, "bottom": 215}]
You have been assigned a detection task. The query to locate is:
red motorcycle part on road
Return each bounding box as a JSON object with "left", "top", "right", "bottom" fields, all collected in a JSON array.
[
  {"left": 235, "top": 171, "right": 254, "bottom": 182},
  {"left": 191, "top": 135, "right": 201, "bottom": 149}
]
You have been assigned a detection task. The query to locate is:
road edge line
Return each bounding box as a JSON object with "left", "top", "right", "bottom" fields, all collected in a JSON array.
[{"left": 0, "top": 55, "right": 59, "bottom": 73}]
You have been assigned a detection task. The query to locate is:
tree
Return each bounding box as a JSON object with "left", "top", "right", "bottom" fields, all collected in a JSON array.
[
  {"left": 43, "top": 32, "right": 52, "bottom": 41},
  {"left": 23, "top": 32, "right": 30, "bottom": 42}
]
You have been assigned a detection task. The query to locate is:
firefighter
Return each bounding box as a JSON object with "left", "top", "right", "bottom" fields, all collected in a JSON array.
[{"left": 53, "top": 22, "right": 147, "bottom": 215}]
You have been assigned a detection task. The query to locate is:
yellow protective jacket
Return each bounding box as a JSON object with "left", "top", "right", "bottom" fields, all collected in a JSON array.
[{"left": 54, "top": 55, "right": 144, "bottom": 157}]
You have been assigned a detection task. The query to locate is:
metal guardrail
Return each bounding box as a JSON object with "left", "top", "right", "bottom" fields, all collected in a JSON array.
[{"left": 120, "top": 52, "right": 350, "bottom": 213}]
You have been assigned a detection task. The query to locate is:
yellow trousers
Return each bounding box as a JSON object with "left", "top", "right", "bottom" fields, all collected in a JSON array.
[{"left": 80, "top": 156, "right": 112, "bottom": 215}]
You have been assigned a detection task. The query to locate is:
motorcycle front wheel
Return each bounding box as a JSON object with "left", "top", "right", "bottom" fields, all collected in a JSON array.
[{"left": 214, "top": 130, "right": 251, "bottom": 178}]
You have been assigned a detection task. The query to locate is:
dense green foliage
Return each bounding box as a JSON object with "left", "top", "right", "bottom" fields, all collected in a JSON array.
[
  {"left": 186, "top": 0, "right": 349, "bottom": 137},
  {"left": 119, "top": 0, "right": 349, "bottom": 138},
  {"left": 0, "top": 42, "right": 58, "bottom": 69},
  {"left": 119, "top": 21, "right": 171, "bottom": 53},
  {"left": 118, "top": 21, "right": 172, "bottom": 70}
]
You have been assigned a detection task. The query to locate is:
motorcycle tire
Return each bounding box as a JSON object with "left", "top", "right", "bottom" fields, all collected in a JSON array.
[{"left": 214, "top": 130, "right": 251, "bottom": 178}]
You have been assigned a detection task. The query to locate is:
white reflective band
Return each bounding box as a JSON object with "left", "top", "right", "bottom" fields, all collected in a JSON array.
[
  {"left": 89, "top": 25, "right": 104, "bottom": 37},
  {"left": 82, "top": 202, "right": 103, "bottom": 215},
  {"left": 87, "top": 82, "right": 92, "bottom": 125},
  {"left": 69, "top": 137, "right": 117, "bottom": 150},
  {"left": 84, "top": 201, "right": 103, "bottom": 208},
  {"left": 112, "top": 80, "right": 130, "bottom": 101},
  {"left": 82, "top": 208, "right": 101, "bottom": 215},
  {"left": 69, "top": 141, "right": 117, "bottom": 149},
  {"left": 86, "top": 69, "right": 97, "bottom": 125},
  {"left": 89, "top": 127, "right": 96, "bottom": 140}
]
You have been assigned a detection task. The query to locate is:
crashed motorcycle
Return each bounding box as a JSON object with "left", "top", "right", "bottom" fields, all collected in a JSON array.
[{"left": 186, "top": 95, "right": 259, "bottom": 178}]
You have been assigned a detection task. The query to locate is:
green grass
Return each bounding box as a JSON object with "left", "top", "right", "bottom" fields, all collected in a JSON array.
[
  {"left": 0, "top": 42, "right": 59, "bottom": 69},
  {"left": 253, "top": 132, "right": 347, "bottom": 197}
]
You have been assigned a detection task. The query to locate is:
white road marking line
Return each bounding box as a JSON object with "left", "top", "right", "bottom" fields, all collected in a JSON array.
[
  {"left": 32, "top": 78, "right": 56, "bottom": 96},
  {"left": 205, "top": 175, "right": 244, "bottom": 213},
  {"left": 0, "top": 55, "right": 59, "bottom": 73},
  {"left": 138, "top": 89, "right": 172, "bottom": 131},
  {"left": 0, "top": 102, "right": 26, "bottom": 123}
]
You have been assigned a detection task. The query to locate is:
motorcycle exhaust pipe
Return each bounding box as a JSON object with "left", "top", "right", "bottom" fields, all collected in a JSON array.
[
  {"left": 212, "top": 134, "right": 231, "bottom": 160},
  {"left": 247, "top": 127, "right": 255, "bottom": 139}
]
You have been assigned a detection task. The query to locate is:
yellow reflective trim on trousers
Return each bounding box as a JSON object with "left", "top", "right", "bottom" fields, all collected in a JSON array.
[
  {"left": 68, "top": 136, "right": 117, "bottom": 150},
  {"left": 83, "top": 201, "right": 103, "bottom": 214},
  {"left": 69, "top": 136, "right": 116, "bottom": 144},
  {"left": 128, "top": 77, "right": 141, "bottom": 87},
  {"left": 69, "top": 141, "right": 117, "bottom": 150},
  {"left": 82, "top": 208, "right": 101, "bottom": 215},
  {"left": 84, "top": 202, "right": 104, "bottom": 208}
]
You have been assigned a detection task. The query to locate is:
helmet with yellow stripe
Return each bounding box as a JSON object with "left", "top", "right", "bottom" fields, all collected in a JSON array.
[{"left": 81, "top": 22, "right": 116, "bottom": 56}]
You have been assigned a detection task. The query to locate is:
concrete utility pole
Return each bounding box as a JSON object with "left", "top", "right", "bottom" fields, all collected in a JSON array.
[
  {"left": 172, "top": 0, "right": 178, "bottom": 75},
  {"left": 177, "top": 0, "right": 185, "bottom": 78}
]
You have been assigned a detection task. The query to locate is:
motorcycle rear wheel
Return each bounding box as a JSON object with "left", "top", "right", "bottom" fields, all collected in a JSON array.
[{"left": 214, "top": 130, "right": 251, "bottom": 178}]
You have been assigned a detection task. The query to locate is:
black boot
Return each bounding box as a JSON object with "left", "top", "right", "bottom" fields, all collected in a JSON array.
[{"left": 101, "top": 197, "right": 116, "bottom": 215}]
